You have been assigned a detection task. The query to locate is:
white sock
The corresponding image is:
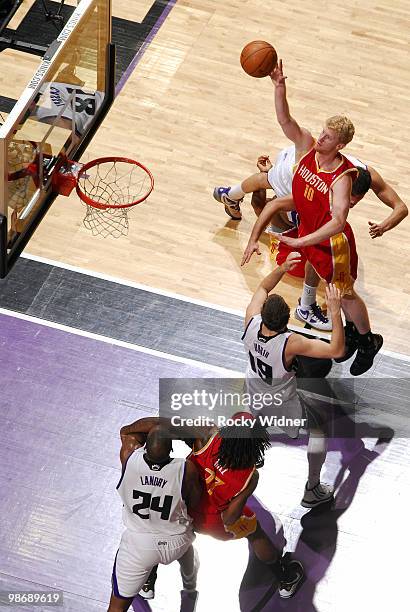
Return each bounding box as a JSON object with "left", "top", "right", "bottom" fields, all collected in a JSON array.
[
  {"left": 301, "top": 283, "right": 317, "bottom": 307},
  {"left": 228, "top": 184, "right": 246, "bottom": 200},
  {"left": 307, "top": 434, "right": 327, "bottom": 488}
]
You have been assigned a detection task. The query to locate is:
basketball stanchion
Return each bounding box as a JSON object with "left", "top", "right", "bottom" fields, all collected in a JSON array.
[{"left": 52, "top": 156, "right": 154, "bottom": 238}]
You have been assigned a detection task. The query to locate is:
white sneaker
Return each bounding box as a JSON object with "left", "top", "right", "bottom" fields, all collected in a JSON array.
[
  {"left": 295, "top": 300, "right": 332, "bottom": 331},
  {"left": 301, "top": 482, "right": 334, "bottom": 508},
  {"left": 139, "top": 566, "right": 157, "bottom": 599}
]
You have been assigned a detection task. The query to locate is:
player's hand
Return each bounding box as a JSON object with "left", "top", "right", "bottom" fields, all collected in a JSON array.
[
  {"left": 270, "top": 59, "right": 287, "bottom": 87},
  {"left": 241, "top": 241, "right": 261, "bottom": 266},
  {"left": 280, "top": 251, "right": 302, "bottom": 272},
  {"left": 368, "top": 220, "right": 385, "bottom": 239},
  {"left": 273, "top": 232, "right": 302, "bottom": 248},
  {"left": 257, "top": 155, "right": 272, "bottom": 172},
  {"left": 325, "top": 283, "right": 341, "bottom": 315}
]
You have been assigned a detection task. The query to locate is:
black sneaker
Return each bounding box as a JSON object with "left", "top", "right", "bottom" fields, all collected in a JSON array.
[
  {"left": 278, "top": 556, "right": 305, "bottom": 598},
  {"left": 139, "top": 568, "right": 157, "bottom": 600},
  {"left": 350, "top": 334, "right": 383, "bottom": 376},
  {"left": 334, "top": 327, "right": 359, "bottom": 363}
]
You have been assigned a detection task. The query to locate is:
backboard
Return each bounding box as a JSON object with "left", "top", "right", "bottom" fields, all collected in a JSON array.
[{"left": 0, "top": 0, "right": 114, "bottom": 277}]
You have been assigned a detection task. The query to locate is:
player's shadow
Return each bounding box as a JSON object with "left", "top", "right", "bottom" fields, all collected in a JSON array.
[
  {"left": 238, "top": 377, "right": 393, "bottom": 611},
  {"left": 211, "top": 222, "right": 302, "bottom": 295},
  {"left": 239, "top": 435, "right": 391, "bottom": 612}
]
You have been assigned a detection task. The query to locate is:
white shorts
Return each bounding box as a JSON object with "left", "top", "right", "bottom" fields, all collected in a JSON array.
[{"left": 112, "top": 529, "right": 195, "bottom": 599}]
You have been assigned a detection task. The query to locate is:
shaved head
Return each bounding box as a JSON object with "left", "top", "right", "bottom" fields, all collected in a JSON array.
[{"left": 145, "top": 425, "right": 172, "bottom": 463}]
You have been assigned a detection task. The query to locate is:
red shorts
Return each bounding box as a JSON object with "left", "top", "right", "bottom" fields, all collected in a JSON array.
[
  {"left": 272, "top": 228, "right": 306, "bottom": 278},
  {"left": 302, "top": 224, "right": 358, "bottom": 295},
  {"left": 190, "top": 506, "right": 257, "bottom": 541}
]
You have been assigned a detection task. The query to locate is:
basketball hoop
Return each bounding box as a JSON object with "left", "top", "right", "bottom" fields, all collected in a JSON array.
[{"left": 53, "top": 156, "right": 154, "bottom": 238}]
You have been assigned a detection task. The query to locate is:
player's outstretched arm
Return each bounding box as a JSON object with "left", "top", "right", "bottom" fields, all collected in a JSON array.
[
  {"left": 244, "top": 252, "right": 302, "bottom": 326},
  {"left": 241, "top": 194, "right": 295, "bottom": 265},
  {"left": 221, "top": 471, "right": 259, "bottom": 529},
  {"left": 270, "top": 59, "right": 314, "bottom": 153},
  {"left": 368, "top": 166, "right": 408, "bottom": 238},
  {"left": 285, "top": 284, "right": 345, "bottom": 360}
]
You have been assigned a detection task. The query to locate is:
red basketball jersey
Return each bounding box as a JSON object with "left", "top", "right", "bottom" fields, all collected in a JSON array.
[
  {"left": 189, "top": 434, "right": 255, "bottom": 515},
  {"left": 292, "top": 148, "right": 357, "bottom": 237}
]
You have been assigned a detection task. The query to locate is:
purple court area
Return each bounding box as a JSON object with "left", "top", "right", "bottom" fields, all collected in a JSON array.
[
  {"left": 0, "top": 312, "right": 401, "bottom": 612},
  {"left": 0, "top": 313, "right": 222, "bottom": 611}
]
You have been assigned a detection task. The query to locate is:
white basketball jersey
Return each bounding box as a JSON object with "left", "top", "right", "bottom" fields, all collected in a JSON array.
[
  {"left": 242, "top": 315, "right": 297, "bottom": 398},
  {"left": 267, "top": 145, "right": 296, "bottom": 197},
  {"left": 36, "top": 82, "right": 104, "bottom": 134},
  {"left": 343, "top": 153, "right": 367, "bottom": 170},
  {"left": 117, "top": 447, "right": 192, "bottom": 536}
]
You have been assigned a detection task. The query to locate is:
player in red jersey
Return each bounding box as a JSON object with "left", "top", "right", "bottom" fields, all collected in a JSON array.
[
  {"left": 121, "top": 415, "right": 305, "bottom": 599},
  {"left": 222, "top": 60, "right": 382, "bottom": 376}
]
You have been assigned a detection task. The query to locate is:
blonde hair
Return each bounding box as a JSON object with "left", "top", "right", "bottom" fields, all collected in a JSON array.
[{"left": 325, "top": 115, "right": 355, "bottom": 145}]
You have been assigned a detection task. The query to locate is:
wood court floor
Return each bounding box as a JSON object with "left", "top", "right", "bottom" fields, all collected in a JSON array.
[{"left": 15, "top": 0, "right": 410, "bottom": 355}]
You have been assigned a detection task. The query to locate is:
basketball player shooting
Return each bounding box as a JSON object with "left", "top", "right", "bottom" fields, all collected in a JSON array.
[{"left": 216, "top": 59, "right": 383, "bottom": 376}]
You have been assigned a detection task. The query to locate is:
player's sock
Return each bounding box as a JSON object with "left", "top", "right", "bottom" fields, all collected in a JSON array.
[
  {"left": 307, "top": 435, "right": 327, "bottom": 489},
  {"left": 300, "top": 283, "right": 317, "bottom": 307},
  {"left": 228, "top": 184, "right": 246, "bottom": 200}
]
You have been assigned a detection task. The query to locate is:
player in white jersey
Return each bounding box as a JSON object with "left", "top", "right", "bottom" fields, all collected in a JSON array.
[
  {"left": 243, "top": 251, "right": 345, "bottom": 507},
  {"left": 108, "top": 425, "right": 201, "bottom": 611}
]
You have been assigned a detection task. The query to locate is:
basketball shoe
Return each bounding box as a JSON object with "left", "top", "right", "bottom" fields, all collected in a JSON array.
[
  {"left": 350, "top": 333, "right": 383, "bottom": 376},
  {"left": 295, "top": 299, "right": 332, "bottom": 332},
  {"left": 301, "top": 481, "right": 334, "bottom": 508},
  {"left": 278, "top": 554, "right": 305, "bottom": 599},
  {"left": 334, "top": 322, "right": 359, "bottom": 363},
  {"left": 213, "top": 187, "right": 243, "bottom": 220},
  {"left": 139, "top": 567, "right": 157, "bottom": 600}
]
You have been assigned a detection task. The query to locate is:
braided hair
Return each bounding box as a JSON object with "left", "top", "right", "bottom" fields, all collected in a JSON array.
[{"left": 217, "top": 418, "right": 270, "bottom": 470}]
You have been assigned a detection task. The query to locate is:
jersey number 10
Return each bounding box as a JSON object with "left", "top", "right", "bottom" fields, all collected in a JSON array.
[{"left": 132, "top": 490, "right": 173, "bottom": 520}]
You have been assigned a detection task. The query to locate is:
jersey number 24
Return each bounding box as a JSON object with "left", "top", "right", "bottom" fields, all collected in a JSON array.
[{"left": 132, "top": 490, "right": 173, "bottom": 520}]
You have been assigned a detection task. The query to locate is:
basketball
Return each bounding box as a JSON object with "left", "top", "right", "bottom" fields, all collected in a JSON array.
[{"left": 240, "top": 41, "right": 277, "bottom": 78}]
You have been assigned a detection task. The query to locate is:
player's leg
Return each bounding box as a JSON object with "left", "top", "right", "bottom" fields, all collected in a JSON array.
[
  {"left": 177, "top": 544, "right": 200, "bottom": 593},
  {"left": 139, "top": 565, "right": 157, "bottom": 600},
  {"left": 250, "top": 188, "right": 267, "bottom": 217},
  {"left": 109, "top": 531, "right": 158, "bottom": 611},
  {"left": 213, "top": 171, "right": 271, "bottom": 218},
  {"left": 107, "top": 593, "right": 133, "bottom": 612},
  {"left": 294, "top": 262, "right": 332, "bottom": 331},
  {"left": 339, "top": 288, "right": 383, "bottom": 375},
  {"left": 298, "top": 397, "right": 333, "bottom": 507},
  {"left": 247, "top": 523, "right": 304, "bottom": 598}
]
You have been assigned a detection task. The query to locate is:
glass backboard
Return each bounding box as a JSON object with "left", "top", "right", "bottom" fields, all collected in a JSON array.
[{"left": 0, "top": 0, "right": 113, "bottom": 276}]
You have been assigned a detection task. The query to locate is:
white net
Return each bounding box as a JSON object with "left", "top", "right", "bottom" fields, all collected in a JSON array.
[
  {"left": 83, "top": 205, "right": 129, "bottom": 238},
  {"left": 77, "top": 158, "right": 153, "bottom": 237}
]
